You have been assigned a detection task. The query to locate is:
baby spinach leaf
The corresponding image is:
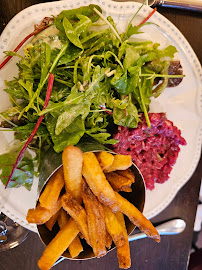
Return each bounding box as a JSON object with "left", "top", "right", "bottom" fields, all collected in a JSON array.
[
  {"left": 55, "top": 4, "right": 102, "bottom": 30},
  {"left": 75, "top": 14, "right": 92, "bottom": 36},
  {"left": 63, "top": 17, "right": 83, "bottom": 49}
]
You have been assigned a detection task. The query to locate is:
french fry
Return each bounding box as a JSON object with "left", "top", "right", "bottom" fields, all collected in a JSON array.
[
  {"left": 104, "top": 155, "right": 132, "bottom": 173},
  {"left": 115, "top": 192, "right": 160, "bottom": 243},
  {"left": 82, "top": 180, "right": 107, "bottom": 258},
  {"left": 96, "top": 151, "right": 114, "bottom": 170},
  {"left": 38, "top": 218, "right": 79, "bottom": 270},
  {"left": 68, "top": 236, "right": 83, "bottom": 258},
  {"left": 82, "top": 152, "right": 118, "bottom": 211},
  {"left": 26, "top": 199, "right": 62, "bottom": 225},
  {"left": 116, "top": 168, "right": 135, "bottom": 183},
  {"left": 115, "top": 212, "right": 131, "bottom": 269},
  {"left": 39, "top": 167, "right": 64, "bottom": 210},
  {"left": 57, "top": 209, "right": 83, "bottom": 258},
  {"left": 45, "top": 210, "right": 60, "bottom": 231},
  {"left": 103, "top": 205, "right": 126, "bottom": 248},
  {"left": 105, "top": 171, "right": 134, "bottom": 192},
  {"left": 61, "top": 192, "right": 90, "bottom": 245},
  {"left": 62, "top": 145, "right": 83, "bottom": 203},
  {"left": 57, "top": 208, "right": 69, "bottom": 228},
  {"left": 105, "top": 230, "right": 112, "bottom": 249}
]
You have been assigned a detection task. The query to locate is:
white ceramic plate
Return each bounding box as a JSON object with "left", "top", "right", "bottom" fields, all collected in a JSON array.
[{"left": 0, "top": 0, "right": 201, "bottom": 232}]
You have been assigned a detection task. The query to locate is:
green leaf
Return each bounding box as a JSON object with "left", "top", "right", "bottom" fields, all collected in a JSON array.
[
  {"left": 0, "top": 149, "right": 34, "bottom": 190},
  {"left": 125, "top": 22, "right": 155, "bottom": 40},
  {"left": 0, "top": 106, "right": 20, "bottom": 119},
  {"left": 110, "top": 98, "right": 128, "bottom": 110},
  {"left": 4, "top": 79, "right": 29, "bottom": 101},
  {"left": 156, "top": 45, "right": 178, "bottom": 59},
  {"left": 55, "top": 101, "right": 90, "bottom": 135},
  {"left": 113, "top": 102, "right": 139, "bottom": 128},
  {"left": 3, "top": 51, "right": 24, "bottom": 59},
  {"left": 152, "top": 61, "right": 170, "bottom": 98},
  {"left": 123, "top": 45, "right": 140, "bottom": 70},
  {"left": 13, "top": 123, "right": 49, "bottom": 139},
  {"left": 25, "top": 43, "right": 68, "bottom": 112},
  {"left": 85, "top": 65, "right": 106, "bottom": 99},
  {"left": 55, "top": 4, "right": 102, "bottom": 30},
  {"left": 135, "top": 51, "right": 157, "bottom": 66},
  {"left": 75, "top": 14, "right": 92, "bottom": 36},
  {"left": 111, "top": 69, "right": 128, "bottom": 94},
  {"left": 40, "top": 43, "right": 52, "bottom": 83},
  {"left": 46, "top": 114, "right": 85, "bottom": 153},
  {"left": 58, "top": 43, "right": 82, "bottom": 65},
  {"left": 81, "top": 29, "right": 109, "bottom": 44},
  {"left": 86, "top": 131, "right": 117, "bottom": 145},
  {"left": 63, "top": 17, "right": 83, "bottom": 49},
  {"left": 76, "top": 135, "right": 111, "bottom": 152},
  {"left": 127, "top": 66, "right": 140, "bottom": 93}
]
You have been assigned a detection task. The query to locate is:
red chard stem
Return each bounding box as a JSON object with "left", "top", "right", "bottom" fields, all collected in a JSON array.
[{"left": 0, "top": 25, "right": 49, "bottom": 70}]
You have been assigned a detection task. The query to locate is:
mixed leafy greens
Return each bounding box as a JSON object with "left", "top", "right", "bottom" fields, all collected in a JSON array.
[{"left": 0, "top": 4, "right": 183, "bottom": 189}]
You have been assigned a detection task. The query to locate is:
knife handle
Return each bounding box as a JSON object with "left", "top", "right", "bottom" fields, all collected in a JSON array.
[{"left": 153, "top": 0, "right": 202, "bottom": 12}]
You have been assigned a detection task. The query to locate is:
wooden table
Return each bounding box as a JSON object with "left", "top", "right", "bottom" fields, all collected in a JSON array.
[{"left": 0, "top": 1, "right": 201, "bottom": 269}]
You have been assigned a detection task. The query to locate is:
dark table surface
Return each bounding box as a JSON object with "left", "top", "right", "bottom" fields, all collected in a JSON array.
[{"left": 0, "top": 1, "right": 202, "bottom": 270}]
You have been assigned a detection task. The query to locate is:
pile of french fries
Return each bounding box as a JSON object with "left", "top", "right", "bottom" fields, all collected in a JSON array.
[{"left": 26, "top": 146, "right": 160, "bottom": 270}]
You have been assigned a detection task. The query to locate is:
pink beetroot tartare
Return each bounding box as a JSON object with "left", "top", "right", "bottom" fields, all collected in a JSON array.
[{"left": 113, "top": 113, "right": 187, "bottom": 190}]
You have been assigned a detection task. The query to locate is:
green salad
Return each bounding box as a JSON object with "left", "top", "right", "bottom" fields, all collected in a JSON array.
[{"left": 0, "top": 4, "right": 183, "bottom": 189}]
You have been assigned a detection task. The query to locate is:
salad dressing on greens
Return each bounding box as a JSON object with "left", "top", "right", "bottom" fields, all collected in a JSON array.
[
  {"left": 31, "top": 25, "right": 62, "bottom": 50},
  {"left": 0, "top": 4, "right": 184, "bottom": 189}
]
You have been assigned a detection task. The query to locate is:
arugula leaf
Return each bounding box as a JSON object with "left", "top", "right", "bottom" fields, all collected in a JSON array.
[
  {"left": 55, "top": 101, "right": 90, "bottom": 135},
  {"left": 156, "top": 45, "right": 178, "bottom": 59},
  {"left": 124, "top": 22, "right": 155, "bottom": 40},
  {"left": 85, "top": 65, "right": 106, "bottom": 99},
  {"left": 4, "top": 79, "right": 29, "bottom": 101},
  {"left": 127, "top": 66, "right": 140, "bottom": 94},
  {"left": 123, "top": 45, "right": 140, "bottom": 69},
  {"left": 13, "top": 123, "right": 49, "bottom": 140},
  {"left": 25, "top": 43, "right": 68, "bottom": 112},
  {"left": 111, "top": 68, "right": 128, "bottom": 94},
  {"left": 135, "top": 51, "right": 157, "bottom": 66}
]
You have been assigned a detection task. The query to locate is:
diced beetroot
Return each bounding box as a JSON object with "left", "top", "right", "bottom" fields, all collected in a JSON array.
[{"left": 113, "top": 113, "right": 187, "bottom": 190}]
